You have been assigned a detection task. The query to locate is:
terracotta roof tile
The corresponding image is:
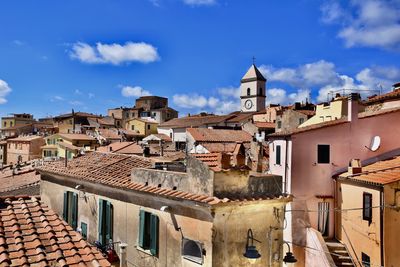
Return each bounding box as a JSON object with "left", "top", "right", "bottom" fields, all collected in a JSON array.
[
  {"left": 187, "top": 128, "right": 252, "bottom": 143},
  {"left": 254, "top": 122, "right": 275, "bottom": 129},
  {"left": 0, "top": 166, "right": 40, "bottom": 194},
  {"left": 159, "top": 115, "right": 229, "bottom": 128},
  {"left": 37, "top": 152, "right": 288, "bottom": 205},
  {"left": 0, "top": 196, "right": 110, "bottom": 266},
  {"left": 339, "top": 156, "right": 400, "bottom": 185},
  {"left": 97, "top": 142, "right": 143, "bottom": 155},
  {"left": 364, "top": 89, "right": 400, "bottom": 105}
]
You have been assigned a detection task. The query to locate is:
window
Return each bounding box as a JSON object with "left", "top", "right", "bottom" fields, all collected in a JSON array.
[
  {"left": 363, "top": 193, "right": 372, "bottom": 224},
  {"left": 247, "top": 88, "right": 251, "bottom": 96},
  {"left": 317, "top": 144, "right": 330, "bottom": 164},
  {"left": 259, "top": 87, "right": 262, "bottom": 95},
  {"left": 277, "top": 121, "right": 282, "bottom": 129},
  {"left": 10, "top": 122, "right": 13, "bottom": 127},
  {"left": 131, "top": 125, "right": 135, "bottom": 130},
  {"left": 81, "top": 222, "right": 88, "bottom": 240},
  {"left": 299, "top": 118, "right": 304, "bottom": 125},
  {"left": 318, "top": 202, "right": 329, "bottom": 236},
  {"left": 276, "top": 145, "right": 281, "bottom": 165},
  {"left": 63, "top": 191, "right": 78, "bottom": 230},
  {"left": 147, "top": 124, "right": 151, "bottom": 130},
  {"left": 3, "top": 122, "right": 6, "bottom": 127},
  {"left": 361, "top": 252, "right": 370, "bottom": 267},
  {"left": 98, "top": 199, "right": 113, "bottom": 245},
  {"left": 182, "top": 238, "right": 204, "bottom": 264},
  {"left": 138, "top": 210, "right": 159, "bottom": 256}
]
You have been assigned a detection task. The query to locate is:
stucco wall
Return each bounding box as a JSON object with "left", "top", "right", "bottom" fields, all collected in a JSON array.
[
  {"left": 305, "top": 228, "right": 335, "bottom": 267},
  {"left": 383, "top": 181, "right": 400, "bottom": 267},
  {"left": 338, "top": 181, "right": 381, "bottom": 267},
  {"left": 212, "top": 201, "right": 286, "bottom": 267},
  {"left": 41, "top": 179, "right": 214, "bottom": 267}
]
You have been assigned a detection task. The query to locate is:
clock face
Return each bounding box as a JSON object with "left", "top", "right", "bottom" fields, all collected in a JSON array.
[{"left": 245, "top": 99, "right": 253, "bottom": 110}]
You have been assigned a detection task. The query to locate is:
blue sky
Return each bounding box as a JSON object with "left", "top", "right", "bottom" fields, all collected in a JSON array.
[{"left": 0, "top": 0, "right": 399, "bottom": 118}]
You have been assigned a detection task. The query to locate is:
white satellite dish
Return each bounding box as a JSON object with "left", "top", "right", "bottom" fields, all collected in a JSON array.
[{"left": 369, "top": 136, "right": 381, "bottom": 151}]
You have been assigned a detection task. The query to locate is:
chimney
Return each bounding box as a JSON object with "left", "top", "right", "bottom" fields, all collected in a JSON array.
[
  {"left": 347, "top": 93, "right": 360, "bottom": 122},
  {"left": 220, "top": 153, "right": 231, "bottom": 170},
  {"left": 393, "top": 82, "right": 400, "bottom": 91},
  {"left": 348, "top": 159, "right": 362, "bottom": 175},
  {"left": 109, "top": 146, "right": 113, "bottom": 152}
]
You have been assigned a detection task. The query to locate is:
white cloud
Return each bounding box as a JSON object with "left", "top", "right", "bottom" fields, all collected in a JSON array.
[
  {"left": 69, "top": 100, "right": 84, "bottom": 106},
  {"left": 121, "top": 86, "right": 151, "bottom": 98},
  {"left": 70, "top": 42, "right": 159, "bottom": 65},
  {"left": 0, "top": 80, "right": 11, "bottom": 104},
  {"left": 12, "top": 40, "right": 24, "bottom": 46},
  {"left": 259, "top": 60, "right": 341, "bottom": 88},
  {"left": 183, "top": 0, "right": 216, "bottom": 6},
  {"left": 88, "top": 93, "right": 95, "bottom": 99},
  {"left": 260, "top": 60, "right": 400, "bottom": 103},
  {"left": 217, "top": 87, "right": 240, "bottom": 99},
  {"left": 321, "top": 0, "right": 400, "bottom": 49},
  {"left": 74, "top": 89, "right": 83, "bottom": 95},
  {"left": 266, "top": 88, "right": 311, "bottom": 105},
  {"left": 173, "top": 94, "right": 208, "bottom": 109}
]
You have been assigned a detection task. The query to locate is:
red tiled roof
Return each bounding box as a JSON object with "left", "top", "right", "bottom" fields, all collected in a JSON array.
[
  {"left": 254, "top": 122, "right": 275, "bottom": 129},
  {"left": 0, "top": 196, "right": 110, "bottom": 266},
  {"left": 187, "top": 128, "right": 252, "bottom": 143},
  {"left": 191, "top": 153, "right": 222, "bottom": 172},
  {"left": 97, "top": 142, "right": 143, "bottom": 155},
  {"left": 339, "top": 156, "right": 400, "bottom": 185},
  {"left": 37, "top": 152, "right": 280, "bottom": 205},
  {"left": 97, "top": 129, "right": 121, "bottom": 140},
  {"left": 144, "top": 134, "right": 172, "bottom": 142},
  {"left": 225, "top": 112, "right": 255, "bottom": 123},
  {"left": 59, "top": 134, "right": 96, "bottom": 141},
  {"left": 54, "top": 112, "right": 101, "bottom": 120},
  {"left": 7, "top": 135, "right": 44, "bottom": 142},
  {"left": 158, "top": 115, "right": 229, "bottom": 128},
  {"left": 0, "top": 167, "right": 40, "bottom": 193},
  {"left": 201, "top": 142, "right": 250, "bottom": 153},
  {"left": 364, "top": 89, "right": 400, "bottom": 105}
]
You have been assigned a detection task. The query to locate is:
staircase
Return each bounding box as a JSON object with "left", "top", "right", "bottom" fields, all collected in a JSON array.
[{"left": 326, "top": 240, "right": 355, "bottom": 267}]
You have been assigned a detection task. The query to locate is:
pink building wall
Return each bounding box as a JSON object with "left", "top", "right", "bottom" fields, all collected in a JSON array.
[{"left": 269, "top": 104, "right": 400, "bottom": 266}]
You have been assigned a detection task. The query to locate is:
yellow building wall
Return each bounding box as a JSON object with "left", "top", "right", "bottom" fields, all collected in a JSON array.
[
  {"left": 300, "top": 98, "right": 347, "bottom": 127},
  {"left": 338, "top": 182, "right": 381, "bottom": 267},
  {"left": 126, "top": 120, "right": 146, "bottom": 134},
  {"left": 383, "top": 182, "right": 400, "bottom": 267},
  {"left": 146, "top": 123, "right": 158, "bottom": 136},
  {"left": 2, "top": 118, "right": 16, "bottom": 128}
]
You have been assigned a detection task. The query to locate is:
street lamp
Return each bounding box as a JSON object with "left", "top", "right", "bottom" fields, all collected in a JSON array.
[
  {"left": 243, "top": 229, "right": 261, "bottom": 264},
  {"left": 282, "top": 241, "right": 297, "bottom": 264}
]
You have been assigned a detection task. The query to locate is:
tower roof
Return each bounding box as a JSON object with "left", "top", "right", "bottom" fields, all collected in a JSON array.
[{"left": 241, "top": 64, "right": 267, "bottom": 83}]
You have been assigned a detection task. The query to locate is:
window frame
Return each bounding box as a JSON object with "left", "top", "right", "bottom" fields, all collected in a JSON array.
[
  {"left": 98, "top": 199, "right": 113, "bottom": 245},
  {"left": 363, "top": 192, "right": 373, "bottom": 224},
  {"left": 182, "top": 238, "right": 204, "bottom": 265},
  {"left": 317, "top": 144, "right": 330, "bottom": 164},
  {"left": 276, "top": 145, "right": 281, "bottom": 165},
  {"left": 63, "top": 191, "right": 78, "bottom": 230},
  {"left": 361, "top": 252, "right": 370, "bottom": 267},
  {"left": 138, "top": 210, "right": 159, "bottom": 256}
]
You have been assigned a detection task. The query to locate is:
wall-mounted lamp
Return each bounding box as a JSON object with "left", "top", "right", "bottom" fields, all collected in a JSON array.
[
  {"left": 75, "top": 184, "right": 86, "bottom": 199},
  {"left": 282, "top": 241, "right": 297, "bottom": 264},
  {"left": 243, "top": 229, "right": 261, "bottom": 264},
  {"left": 160, "top": 206, "right": 170, "bottom": 212}
]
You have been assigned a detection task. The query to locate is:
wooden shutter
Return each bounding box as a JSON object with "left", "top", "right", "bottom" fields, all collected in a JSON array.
[
  {"left": 138, "top": 210, "right": 145, "bottom": 248},
  {"left": 71, "top": 193, "right": 78, "bottom": 230},
  {"left": 63, "top": 192, "right": 68, "bottom": 221},
  {"left": 276, "top": 145, "right": 281, "bottom": 165},
  {"left": 98, "top": 199, "right": 104, "bottom": 244},
  {"left": 150, "top": 214, "right": 159, "bottom": 256},
  {"left": 105, "top": 201, "right": 113, "bottom": 244}
]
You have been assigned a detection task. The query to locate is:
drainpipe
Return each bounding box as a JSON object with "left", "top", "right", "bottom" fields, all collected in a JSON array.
[
  {"left": 284, "top": 137, "right": 289, "bottom": 195},
  {"left": 380, "top": 190, "right": 384, "bottom": 267},
  {"left": 119, "top": 243, "right": 128, "bottom": 267}
]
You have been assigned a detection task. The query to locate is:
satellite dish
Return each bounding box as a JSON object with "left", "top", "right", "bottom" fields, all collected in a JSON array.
[{"left": 369, "top": 136, "right": 381, "bottom": 151}]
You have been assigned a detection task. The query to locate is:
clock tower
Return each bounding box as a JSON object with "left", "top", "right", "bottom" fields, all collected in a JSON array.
[{"left": 240, "top": 64, "right": 266, "bottom": 112}]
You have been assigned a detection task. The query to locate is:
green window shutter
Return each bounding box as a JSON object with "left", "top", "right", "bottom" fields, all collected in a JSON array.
[
  {"left": 105, "top": 201, "right": 113, "bottom": 244},
  {"left": 71, "top": 193, "right": 78, "bottom": 230},
  {"left": 138, "top": 210, "right": 145, "bottom": 248},
  {"left": 98, "top": 199, "right": 104, "bottom": 244},
  {"left": 150, "top": 214, "right": 159, "bottom": 256},
  {"left": 63, "top": 192, "right": 68, "bottom": 221}
]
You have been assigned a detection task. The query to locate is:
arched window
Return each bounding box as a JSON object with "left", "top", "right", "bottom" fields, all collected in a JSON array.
[
  {"left": 259, "top": 87, "right": 263, "bottom": 95},
  {"left": 247, "top": 88, "right": 251, "bottom": 96}
]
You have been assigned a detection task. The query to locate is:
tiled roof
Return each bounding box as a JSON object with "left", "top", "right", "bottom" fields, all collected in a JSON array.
[
  {"left": 7, "top": 136, "right": 43, "bottom": 142},
  {"left": 269, "top": 118, "right": 348, "bottom": 137},
  {"left": 201, "top": 142, "right": 250, "bottom": 154},
  {"left": 225, "top": 112, "right": 255, "bottom": 123},
  {"left": 54, "top": 112, "right": 101, "bottom": 120},
  {"left": 97, "top": 129, "right": 121, "bottom": 140},
  {"left": 0, "top": 196, "right": 110, "bottom": 266},
  {"left": 126, "top": 118, "right": 158, "bottom": 124},
  {"left": 59, "top": 134, "right": 96, "bottom": 141},
  {"left": 241, "top": 64, "right": 266, "bottom": 82},
  {"left": 187, "top": 128, "right": 252, "bottom": 143},
  {"left": 191, "top": 153, "right": 222, "bottom": 172},
  {"left": 158, "top": 115, "right": 229, "bottom": 128},
  {"left": 0, "top": 167, "right": 40, "bottom": 194},
  {"left": 143, "top": 134, "right": 172, "bottom": 142},
  {"left": 58, "top": 141, "right": 80, "bottom": 151},
  {"left": 296, "top": 110, "right": 316, "bottom": 116},
  {"left": 37, "top": 152, "right": 280, "bottom": 205},
  {"left": 97, "top": 142, "right": 143, "bottom": 155},
  {"left": 338, "top": 156, "right": 400, "bottom": 185},
  {"left": 254, "top": 122, "right": 275, "bottom": 129},
  {"left": 364, "top": 89, "right": 400, "bottom": 105}
]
